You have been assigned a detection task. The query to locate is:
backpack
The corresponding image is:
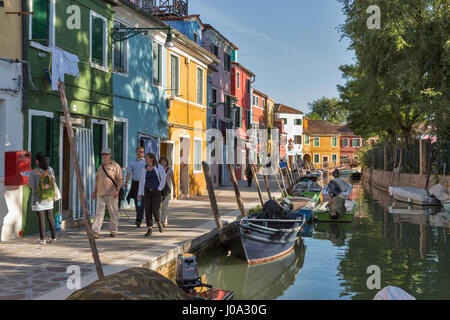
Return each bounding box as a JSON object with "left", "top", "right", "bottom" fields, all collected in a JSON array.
[{"left": 34, "top": 169, "right": 55, "bottom": 201}]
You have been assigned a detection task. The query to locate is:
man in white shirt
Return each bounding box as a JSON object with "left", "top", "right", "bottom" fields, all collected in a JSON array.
[{"left": 125, "top": 147, "right": 146, "bottom": 227}]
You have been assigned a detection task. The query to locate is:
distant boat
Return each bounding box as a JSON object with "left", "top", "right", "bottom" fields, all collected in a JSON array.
[
  {"left": 388, "top": 186, "right": 441, "bottom": 206},
  {"left": 228, "top": 213, "right": 306, "bottom": 265},
  {"left": 314, "top": 200, "right": 359, "bottom": 222}
]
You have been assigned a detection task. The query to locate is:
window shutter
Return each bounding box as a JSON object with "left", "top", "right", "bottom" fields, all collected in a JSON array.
[
  {"left": 31, "top": 116, "right": 48, "bottom": 162},
  {"left": 92, "top": 17, "right": 104, "bottom": 65},
  {"left": 31, "top": 0, "right": 49, "bottom": 43},
  {"left": 113, "top": 122, "right": 124, "bottom": 168}
]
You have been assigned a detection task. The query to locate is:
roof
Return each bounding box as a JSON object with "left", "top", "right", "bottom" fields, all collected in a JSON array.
[
  {"left": 231, "top": 62, "right": 255, "bottom": 77},
  {"left": 303, "top": 119, "right": 342, "bottom": 135},
  {"left": 162, "top": 14, "right": 204, "bottom": 24},
  {"left": 202, "top": 24, "right": 235, "bottom": 47},
  {"left": 276, "top": 103, "right": 304, "bottom": 115},
  {"left": 252, "top": 88, "right": 268, "bottom": 99},
  {"left": 336, "top": 124, "right": 357, "bottom": 136}
]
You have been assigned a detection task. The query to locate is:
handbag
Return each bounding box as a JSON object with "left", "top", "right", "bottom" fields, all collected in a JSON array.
[
  {"left": 102, "top": 163, "right": 125, "bottom": 205},
  {"left": 161, "top": 167, "right": 171, "bottom": 199}
]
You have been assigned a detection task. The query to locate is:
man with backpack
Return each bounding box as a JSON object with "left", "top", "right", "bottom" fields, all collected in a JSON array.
[{"left": 91, "top": 148, "right": 123, "bottom": 238}]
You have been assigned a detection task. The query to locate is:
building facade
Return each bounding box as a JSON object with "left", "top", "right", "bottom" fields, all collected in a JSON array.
[
  {"left": 275, "top": 104, "right": 304, "bottom": 167},
  {"left": 303, "top": 119, "right": 341, "bottom": 169},
  {"left": 338, "top": 125, "right": 362, "bottom": 165},
  {"left": 0, "top": 0, "right": 24, "bottom": 241}
]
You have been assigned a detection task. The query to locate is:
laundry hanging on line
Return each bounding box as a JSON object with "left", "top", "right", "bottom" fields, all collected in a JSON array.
[{"left": 50, "top": 45, "right": 80, "bottom": 91}]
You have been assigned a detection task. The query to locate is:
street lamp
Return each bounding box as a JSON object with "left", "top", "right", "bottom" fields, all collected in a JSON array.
[{"left": 112, "top": 26, "right": 174, "bottom": 47}]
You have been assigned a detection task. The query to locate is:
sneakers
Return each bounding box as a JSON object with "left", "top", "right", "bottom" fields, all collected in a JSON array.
[
  {"left": 93, "top": 232, "right": 101, "bottom": 239},
  {"left": 47, "top": 238, "right": 56, "bottom": 243},
  {"left": 157, "top": 223, "right": 163, "bottom": 233},
  {"left": 34, "top": 239, "right": 46, "bottom": 245},
  {"left": 144, "top": 228, "right": 152, "bottom": 237},
  {"left": 110, "top": 232, "right": 118, "bottom": 238},
  {"left": 135, "top": 221, "right": 141, "bottom": 228}
]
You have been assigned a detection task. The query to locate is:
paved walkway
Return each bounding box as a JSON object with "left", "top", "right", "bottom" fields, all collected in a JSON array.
[{"left": 0, "top": 177, "right": 282, "bottom": 300}]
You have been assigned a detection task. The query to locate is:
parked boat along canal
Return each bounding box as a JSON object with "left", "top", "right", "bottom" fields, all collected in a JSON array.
[{"left": 196, "top": 179, "right": 450, "bottom": 300}]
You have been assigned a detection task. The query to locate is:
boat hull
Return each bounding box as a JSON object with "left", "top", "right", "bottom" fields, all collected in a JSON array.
[{"left": 389, "top": 187, "right": 441, "bottom": 206}]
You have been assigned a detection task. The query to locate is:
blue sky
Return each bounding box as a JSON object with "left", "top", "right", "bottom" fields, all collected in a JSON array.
[{"left": 190, "top": 0, "right": 355, "bottom": 113}]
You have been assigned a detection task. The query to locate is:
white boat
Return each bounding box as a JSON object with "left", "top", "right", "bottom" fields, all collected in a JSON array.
[{"left": 388, "top": 187, "right": 441, "bottom": 206}]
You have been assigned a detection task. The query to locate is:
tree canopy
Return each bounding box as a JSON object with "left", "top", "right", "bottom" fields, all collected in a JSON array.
[{"left": 306, "top": 97, "right": 348, "bottom": 124}]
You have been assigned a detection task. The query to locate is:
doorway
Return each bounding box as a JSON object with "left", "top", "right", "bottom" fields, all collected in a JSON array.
[
  {"left": 179, "top": 136, "right": 190, "bottom": 197},
  {"left": 91, "top": 120, "right": 108, "bottom": 171},
  {"left": 322, "top": 156, "right": 329, "bottom": 169}
]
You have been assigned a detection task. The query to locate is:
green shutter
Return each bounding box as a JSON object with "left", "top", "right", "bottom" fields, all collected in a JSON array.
[
  {"left": 31, "top": 0, "right": 49, "bottom": 43},
  {"left": 113, "top": 122, "right": 124, "bottom": 167},
  {"left": 92, "top": 123, "right": 103, "bottom": 171},
  {"left": 92, "top": 17, "right": 104, "bottom": 65},
  {"left": 31, "top": 116, "right": 48, "bottom": 162}
]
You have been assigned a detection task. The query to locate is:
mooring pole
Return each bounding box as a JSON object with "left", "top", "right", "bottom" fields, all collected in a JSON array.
[
  {"left": 273, "top": 173, "right": 285, "bottom": 198},
  {"left": 283, "top": 167, "right": 292, "bottom": 191},
  {"left": 262, "top": 174, "right": 272, "bottom": 200},
  {"left": 278, "top": 166, "right": 288, "bottom": 196},
  {"left": 227, "top": 164, "right": 246, "bottom": 217},
  {"left": 57, "top": 82, "right": 104, "bottom": 280},
  {"left": 251, "top": 164, "right": 265, "bottom": 207},
  {"left": 202, "top": 162, "right": 226, "bottom": 243}
]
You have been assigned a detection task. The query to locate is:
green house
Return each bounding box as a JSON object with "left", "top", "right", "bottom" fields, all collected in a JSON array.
[{"left": 23, "top": 0, "right": 118, "bottom": 235}]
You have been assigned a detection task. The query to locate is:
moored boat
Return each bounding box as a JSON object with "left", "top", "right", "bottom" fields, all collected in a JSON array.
[
  {"left": 322, "top": 178, "right": 353, "bottom": 200},
  {"left": 388, "top": 186, "right": 441, "bottom": 206},
  {"left": 314, "top": 200, "right": 359, "bottom": 222},
  {"left": 228, "top": 212, "right": 306, "bottom": 265}
]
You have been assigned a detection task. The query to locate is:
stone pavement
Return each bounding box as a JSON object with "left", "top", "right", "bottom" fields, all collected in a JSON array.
[{"left": 0, "top": 177, "right": 282, "bottom": 300}]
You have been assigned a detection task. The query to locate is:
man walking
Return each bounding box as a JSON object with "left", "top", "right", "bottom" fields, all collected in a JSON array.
[
  {"left": 125, "top": 146, "right": 146, "bottom": 227},
  {"left": 91, "top": 148, "right": 123, "bottom": 238}
]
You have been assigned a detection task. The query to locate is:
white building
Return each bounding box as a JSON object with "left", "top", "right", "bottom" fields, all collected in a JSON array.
[
  {"left": 0, "top": 59, "right": 24, "bottom": 241},
  {"left": 275, "top": 104, "right": 304, "bottom": 165}
]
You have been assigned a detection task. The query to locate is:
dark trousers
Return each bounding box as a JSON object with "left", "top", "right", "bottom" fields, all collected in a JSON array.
[
  {"left": 36, "top": 210, "right": 56, "bottom": 240},
  {"left": 129, "top": 180, "right": 145, "bottom": 224},
  {"left": 247, "top": 175, "right": 253, "bottom": 187},
  {"left": 144, "top": 189, "right": 162, "bottom": 228}
]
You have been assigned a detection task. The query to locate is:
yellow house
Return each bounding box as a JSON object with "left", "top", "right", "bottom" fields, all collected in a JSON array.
[
  {"left": 0, "top": 1, "right": 22, "bottom": 60},
  {"left": 303, "top": 119, "right": 341, "bottom": 169},
  {"left": 161, "top": 33, "right": 219, "bottom": 198},
  {"left": 266, "top": 96, "right": 276, "bottom": 154}
]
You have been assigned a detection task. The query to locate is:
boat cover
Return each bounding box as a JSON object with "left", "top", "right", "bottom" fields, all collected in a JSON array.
[
  {"left": 316, "top": 200, "right": 357, "bottom": 213},
  {"left": 429, "top": 184, "right": 449, "bottom": 202},
  {"left": 293, "top": 180, "right": 322, "bottom": 193},
  {"left": 373, "top": 286, "right": 415, "bottom": 300},
  {"left": 388, "top": 186, "right": 440, "bottom": 205}
]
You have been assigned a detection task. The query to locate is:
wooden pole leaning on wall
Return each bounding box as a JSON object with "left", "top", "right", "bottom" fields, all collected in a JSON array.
[
  {"left": 283, "top": 167, "right": 292, "bottom": 192},
  {"left": 273, "top": 173, "right": 285, "bottom": 198},
  {"left": 227, "top": 164, "right": 246, "bottom": 217},
  {"left": 262, "top": 174, "right": 272, "bottom": 200},
  {"left": 251, "top": 164, "right": 265, "bottom": 207},
  {"left": 278, "top": 166, "right": 288, "bottom": 196},
  {"left": 202, "top": 162, "right": 226, "bottom": 244},
  {"left": 57, "top": 82, "right": 104, "bottom": 280}
]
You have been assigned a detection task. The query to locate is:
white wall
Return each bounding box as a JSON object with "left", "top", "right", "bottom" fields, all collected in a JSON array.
[
  {"left": 0, "top": 60, "right": 24, "bottom": 241},
  {"left": 278, "top": 113, "right": 303, "bottom": 157}
]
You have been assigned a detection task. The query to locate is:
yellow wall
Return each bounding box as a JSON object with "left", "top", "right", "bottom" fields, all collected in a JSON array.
[
  {"left": 0, "top": 1, "right": 22, "bottom": 59},
  {"left": 303, "top": 134, "right": 341, "bottom": 169},
  {"left": 166, "top": 49, "right": 208, "bottom": 197}
]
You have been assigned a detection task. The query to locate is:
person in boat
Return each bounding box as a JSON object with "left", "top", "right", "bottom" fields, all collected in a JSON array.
[{"left": 137, "top": 153, "right": 166, "bottom": 237}]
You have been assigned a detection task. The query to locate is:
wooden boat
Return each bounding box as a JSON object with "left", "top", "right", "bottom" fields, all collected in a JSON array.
[
  {"left": 314, "top": 200, "right": 359, "bottom": 222},
  {"left": 286, "top": 197, "right": 315, "bottom": 222},
  {"left": 388, "top": 186, "right": 441, "bottom": 206},
  {"left": 290, "top": 180, "right": 322, "bottom": 203},
  {"left": 228, "top": 213, "right": 306, "bottom": 265},
  {"left": 322, "top": 178, "right": 353, "bottom": 200}
]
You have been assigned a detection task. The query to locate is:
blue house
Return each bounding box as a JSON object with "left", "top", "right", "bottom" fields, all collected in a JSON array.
[{"left": 112, "top": 2, "right": 170, "bottom": 180}]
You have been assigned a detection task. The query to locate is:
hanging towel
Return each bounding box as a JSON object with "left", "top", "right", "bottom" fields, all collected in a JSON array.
[{"left": 50, "top": 45, "right": 80, "bottom": 91}]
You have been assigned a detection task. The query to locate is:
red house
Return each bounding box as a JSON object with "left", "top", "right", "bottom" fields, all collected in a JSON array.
[
  {"left": 231, "top": 62, "right": 255, "bottom": 180},
  {"left": 338, "top": 125, "right": 362, "bottom": 165}
]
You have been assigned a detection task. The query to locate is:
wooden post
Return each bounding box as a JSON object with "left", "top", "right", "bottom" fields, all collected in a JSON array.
[
  {"left": 251, "top": 164, "right": 265, "bottom": 207},
  {"left": 262, "top": 174, "right": 272, "bottom": 200},
  {"left": 283, "top": 167, "right": 292, "bottom": 191},
  {"left": 57, "top": 82, "right": 104, "bottom": 280},
  {"left": 202, "top": 162, "right": 226, "bottom": 243},
  {"left": 227, "top": 164, "right": 246, "bottom": 217},
  {"left": 278, "top": 166, "right": 288, "bottom": 196}
]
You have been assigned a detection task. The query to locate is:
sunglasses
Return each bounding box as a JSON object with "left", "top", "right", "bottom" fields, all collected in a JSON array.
[{"left": 102, "top": 153, "right": 110, "bottom": 156}]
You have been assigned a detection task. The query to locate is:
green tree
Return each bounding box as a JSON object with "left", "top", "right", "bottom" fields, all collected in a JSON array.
[
  {"left": 306, "top": 97, "right": 348, "bottom": 124},
  {"left": 337, "top": 0, "right": 449, "bottom": 147}
]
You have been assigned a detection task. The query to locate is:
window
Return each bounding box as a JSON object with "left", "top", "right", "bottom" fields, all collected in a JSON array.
[
  {"left": 90, "top": 11, "right": 107, "bottom": 69},
  {"left": 262, "top": 99, "right": 265, "bottom": 108},
  {"left": 294, "top": 119, "right": 301, "bottom": 126},
  {"left": 197, "top": 67, "right": 204, "bottom": 105},
  {"left": 235, "top": 107, "right": 242, "bottom": 128},
  {"left": 246, "top": 110, "right": 251, "bottom": 129},
  {"left": 236, "top": 71, "right": 240, "bottom": 89},
  {"left": 304, "top": 135, "right": 310, "bottom": 145},
  {"left": 211, "top": 88, "right": 217, "bottom": 114},
  {"left": 314, "top": 154, "right": 320, "bottom": 163},
  {"left": 211, "top": 44, "right": 219, "bottom": 57},
  {"left": 225, "top": 95, "right": 231, "bottom": 119},
  {"left": 113, "top": 22, "right": 128, "bottom": 73},
  {"left": 342, "top": 138, "right": 348, "bottom": 147},
  {"left": 282, "top": 118, "right": 287, "bottom": 125},
  {"left": 256, "top": 96, "right": 259, "bottom": 106},
  {"left": 247, "top": 78, "right": 251, "bottom": 94},
  {"left": 295, "top": 135, "right": 302, "bottom": 144},
  {"left": 193, "top": 139, "right": 202, "bottom": 172},
  {"left": 113, "top": 119, "right": 128, "bottom": 168},
  {"left": 313, "top": 137, "right": 320, "bottom": 147},
  {"left": 252, "top": 95, "right": 255, "bottom": 105},
  {"left": 193, "top": 32, "right": 199, "bottom": 44},
  {"left": 224, "top": 53, "right": 231, "bottom": 72},
  {"left": 170, "top": 54, "right": 179, "bottom": 96},
  {"left": 332, "top": 137, "right": 337, "bottom": 147},
  {"left": 30, "top": 0, "right": 50, "bottom": 44},
  {"left": 332, "top": 154, "right": 337, "bottom": 163},
  {"left": 352, "top": 138, "right": 360, "bottom": 147},
  {"left": 152, "top": 42, "right": 162, "bottom": 86}
]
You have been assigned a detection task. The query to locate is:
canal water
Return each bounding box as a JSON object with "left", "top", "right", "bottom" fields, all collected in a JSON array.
[{"left": 197, "top": 178, "right": 450, "bottom": 300}]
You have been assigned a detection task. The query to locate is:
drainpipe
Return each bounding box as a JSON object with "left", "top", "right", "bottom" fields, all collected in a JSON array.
[{"left": 21, "top": 0, "right": 28, "bottom": 114}]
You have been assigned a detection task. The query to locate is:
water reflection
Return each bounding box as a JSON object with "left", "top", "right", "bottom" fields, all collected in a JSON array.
[{"left": 198, "top": 239, "right": 306, "bottom": 300}]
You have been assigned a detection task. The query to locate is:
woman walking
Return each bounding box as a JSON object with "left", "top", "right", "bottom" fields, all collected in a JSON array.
[
  {"left": 159, "top": 156, "right": 176, "bottom": 228},
  {"left": 28, "top": 152, "right": 61, "bottom": 244},
  {"left": 137, "top": 153, "right": 166, "bottom": 237}
]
